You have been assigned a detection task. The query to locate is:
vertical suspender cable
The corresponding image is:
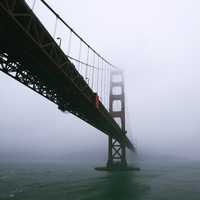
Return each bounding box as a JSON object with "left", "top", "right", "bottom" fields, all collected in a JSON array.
[
  {"left": 78, "top": 40, "right": 82, "bottom": 72},
  {"left": 85, "top": 46, "right": 89, "bottom": 80},
  {"left": 101, "top": 59, "right": 104, "bottom": 103},
  {"left": 32, "top": 0, "right": 37, "bottom": 10},
  {"left": 29, "top": 0, "right": 121, "bottom": 113},
  {"left": 104, "top": 63, "right": 107, "bottom": 106},
  {"left": 91, "top": 52, "right": 95, "bottom": 90},
  {"left": 104, "top": 64, "right": 107, "bottom": 108},
  {"left": 53, "top": 16, "right": 58, "bottom": 39},
  {"left": 108, "top": 66, "right": 110, "bottom": 109},
  {"left": 97, "top": 56, "right": 99, "bottom": 94},
  {"left": 106, "top": 66, "right": 108, "bottom": 109},
  {"left": 108, "top": 65, "right": 111, "bottom": 109},
  {"left": 106, "top": 66, "right": 109, "bottom": 109},
  {"left": 67, "top": 30, "right": 72, "bottom": 56}
]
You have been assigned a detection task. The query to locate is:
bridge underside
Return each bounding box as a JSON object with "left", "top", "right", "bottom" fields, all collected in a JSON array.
[{"left": 0, "top": 0, "right": 134, "bottom": 150}]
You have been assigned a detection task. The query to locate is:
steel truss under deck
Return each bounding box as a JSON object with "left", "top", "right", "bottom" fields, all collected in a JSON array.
[{"left": 0, "top": 0, "right": 134, "bottom": 150}]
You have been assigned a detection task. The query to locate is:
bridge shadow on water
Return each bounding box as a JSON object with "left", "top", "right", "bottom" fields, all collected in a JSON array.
[
  {"left": 0, "top": 160, "right": 150, "bottom": 200},
  {"left": 77, "top": 171, "right": 150, "bottom": 200}
]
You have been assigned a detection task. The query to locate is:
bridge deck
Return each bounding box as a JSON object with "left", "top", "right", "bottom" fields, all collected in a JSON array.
[{"left": 0, "top": 0, "right": 134, "bottom": 150}]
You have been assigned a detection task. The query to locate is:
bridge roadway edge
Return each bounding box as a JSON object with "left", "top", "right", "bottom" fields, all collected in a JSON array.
[{"left": 0, "top": 0, "right": 134, "bottom": 150}]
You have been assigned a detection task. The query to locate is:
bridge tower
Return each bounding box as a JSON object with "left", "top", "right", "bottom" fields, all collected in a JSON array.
[
  {"left": 96, "top": 70, "right": 137, "bottom": 171},
  {"left": 107, "top": 70, "right": 127, "bottom": 168}
]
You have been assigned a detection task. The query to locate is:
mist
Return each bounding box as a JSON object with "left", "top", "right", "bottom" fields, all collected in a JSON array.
[{"left": 1, "top": 0, "right": 200, "bottom": 162}]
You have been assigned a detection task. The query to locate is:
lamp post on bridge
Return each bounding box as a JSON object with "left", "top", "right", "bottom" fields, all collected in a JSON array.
[{"left": 56, "top": 37, "right": 62, "bottom": 47}]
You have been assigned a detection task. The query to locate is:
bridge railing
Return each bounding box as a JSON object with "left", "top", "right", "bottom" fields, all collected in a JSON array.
[{"left": 25, "top": 0, "right": 119, "bottom": 111}]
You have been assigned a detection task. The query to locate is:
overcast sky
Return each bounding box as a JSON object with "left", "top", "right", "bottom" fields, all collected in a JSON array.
[{"left": 1, "top": 0, "right": 200, "bottom": 160}]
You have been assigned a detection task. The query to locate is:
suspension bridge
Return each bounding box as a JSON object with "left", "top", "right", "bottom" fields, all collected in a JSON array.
[{"left": 0, "top": 0, "right": 136, "bottom": 170}]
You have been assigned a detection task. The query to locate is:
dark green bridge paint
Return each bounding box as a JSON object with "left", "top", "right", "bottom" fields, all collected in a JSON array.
[{"left": 0, "top": 0, "right": 135, "bottom": 169}]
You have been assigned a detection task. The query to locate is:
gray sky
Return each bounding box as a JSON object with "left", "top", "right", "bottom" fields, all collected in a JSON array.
[{"left": 1, "top": 0, "right": 200, "bottom": 160}]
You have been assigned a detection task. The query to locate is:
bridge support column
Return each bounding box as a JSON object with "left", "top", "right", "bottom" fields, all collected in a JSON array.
[
  {"left": 107, "top": 70, "right": 127, "bottom": 169},
  {"left": 95, "top": 70, "right": 137, "bottom": 171}
]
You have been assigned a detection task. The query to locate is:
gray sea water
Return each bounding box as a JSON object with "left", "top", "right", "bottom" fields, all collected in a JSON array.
[{"left": 0, "top": 153, "right": 200, "bottom": 200}]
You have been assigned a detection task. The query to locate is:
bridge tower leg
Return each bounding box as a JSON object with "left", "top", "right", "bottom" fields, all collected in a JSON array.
[
  {"left": 95, "top": 70, "right": 137, "bottom": 171},
  {"left": 107, "top": 70, "right": 127, "bottom": 168}
]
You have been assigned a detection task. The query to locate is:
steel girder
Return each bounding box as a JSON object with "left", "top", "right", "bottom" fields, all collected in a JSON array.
[{"left": 0, "top": 0, "right": 134, "bottom": 150}]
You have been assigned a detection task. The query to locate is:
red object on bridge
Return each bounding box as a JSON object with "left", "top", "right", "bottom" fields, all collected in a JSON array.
[{"left": 95, "top": 94, "right": 100, "bottom": 109}]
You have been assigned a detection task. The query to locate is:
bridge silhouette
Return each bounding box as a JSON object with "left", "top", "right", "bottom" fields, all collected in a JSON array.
[{"left": 0, "top": 0, "right": 136, "bottom": 170}]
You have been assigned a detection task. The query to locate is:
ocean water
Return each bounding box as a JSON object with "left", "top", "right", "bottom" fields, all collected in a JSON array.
[{"left": 0, "top": 154, "right": 200, "bottom": 200}]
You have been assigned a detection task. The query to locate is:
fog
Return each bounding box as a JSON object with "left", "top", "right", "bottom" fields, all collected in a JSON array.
[{"left": 1, "top": 0, "right": 200, "bottom": 161}]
